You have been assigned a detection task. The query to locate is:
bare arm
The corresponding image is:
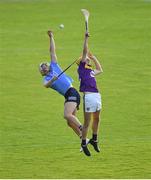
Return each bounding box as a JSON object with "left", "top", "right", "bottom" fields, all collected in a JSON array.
[
  {"left": 81, "top": 32, "right": 89, "bottom": 62},
  {"left": 47, "top": 30, "right": 57, "bottom": 63},
  {"left": 88, "top": 52, "right": 103, "bottom": 75},
  {"left": 44, "top": 76, "right": 58, "bottom": 88}
]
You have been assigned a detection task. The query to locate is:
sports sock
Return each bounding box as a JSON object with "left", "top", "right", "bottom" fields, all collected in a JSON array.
[
  {"left": 79, "top": 125, "right": 83, "bottom": 131},
  {"left": 92, "top": 134, "right": 97, "bottom": 141},
  {"left": 82, "top": 139, "right": 86, "bottom": 145}
]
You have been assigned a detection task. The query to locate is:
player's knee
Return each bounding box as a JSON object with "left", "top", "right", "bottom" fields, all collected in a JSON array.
[
  {"left": 64, "top": 114, "right": 71, "bottom": 121},
  {"left": 64, "top": 114, "right": 73, "bottom": 127}
]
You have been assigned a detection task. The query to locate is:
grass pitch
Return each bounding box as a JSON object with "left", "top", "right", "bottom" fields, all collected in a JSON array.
[{"left": 0, "top": 0, "right": 151, "bottom": 178}]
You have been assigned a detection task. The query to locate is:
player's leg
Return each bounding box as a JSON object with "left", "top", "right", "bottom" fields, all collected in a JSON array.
[
  {"left": 72, "top": 108, "right": 82, "bottom": 131},
  {"left": 92, "top": 110, "right": 100, "bottom": 135},
  {"left": 89, "top": 110, "right": 101, "bottom": 152},
  {"left": 82, "top": 112, "right": 91, "bottom": 140},
  {"left": 81, "top": 111, "right": 91, "bottom": 156},
  {"left": 64, "top": 102, "right": 82, "bottom": 138}
]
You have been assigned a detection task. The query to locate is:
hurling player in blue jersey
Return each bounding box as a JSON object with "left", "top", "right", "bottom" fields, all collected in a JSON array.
[{"left": 39, "top": 30, "right": 82, "bottom": 140}]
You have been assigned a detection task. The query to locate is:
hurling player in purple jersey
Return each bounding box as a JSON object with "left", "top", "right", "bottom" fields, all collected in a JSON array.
[
  {"left": 77, "top": 32, "right": 103, "bottom": 156},
  {"left": 39, "top": 30, "right": 83, "bottom": 141}
]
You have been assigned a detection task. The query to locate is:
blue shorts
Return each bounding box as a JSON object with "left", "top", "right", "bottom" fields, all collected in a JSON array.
[{"left": 64, "top": 87, "right": 80, "bottom": 110}]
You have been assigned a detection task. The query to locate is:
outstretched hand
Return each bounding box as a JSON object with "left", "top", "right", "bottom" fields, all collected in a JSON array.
[{"left": 47, "top": 30, "right": 53, "bottom": 37}]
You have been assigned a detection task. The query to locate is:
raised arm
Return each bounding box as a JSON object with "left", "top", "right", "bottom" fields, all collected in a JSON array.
[
  {"left": 47, "top": 30, "right": 57, "bottom": 63},
  {"left": 81, "top": 32, "right": 89, "bottom": 62},
  {"left": 88, "top": 52, "right": 103, "bottom": 75}
]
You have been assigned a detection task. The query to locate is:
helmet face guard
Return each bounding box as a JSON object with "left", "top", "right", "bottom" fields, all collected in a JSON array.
[{"left": 39, "top": 62, "right": 50, "bottom": 76}]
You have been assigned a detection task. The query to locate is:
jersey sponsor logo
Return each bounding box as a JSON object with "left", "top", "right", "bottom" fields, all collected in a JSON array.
[{"left": 68, "top": 96, "right": 77, "bottom": 101}]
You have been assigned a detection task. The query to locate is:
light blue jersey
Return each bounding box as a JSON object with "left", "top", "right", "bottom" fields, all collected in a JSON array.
[{"left": 43, "top": 61, "right": 73, "bottom": 96}]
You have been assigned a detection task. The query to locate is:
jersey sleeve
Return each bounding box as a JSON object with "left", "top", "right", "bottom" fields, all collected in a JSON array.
[{"left": 50, "top": 61, "right": 62, "bottom": 74}]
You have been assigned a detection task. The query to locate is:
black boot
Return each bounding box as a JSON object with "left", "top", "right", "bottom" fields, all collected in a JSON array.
[
  {"left": 89, "top": 139, "right": 100, "bottom": 152},
  {"left": 81, "top": 144, "right": 91, "bottom": 156}
]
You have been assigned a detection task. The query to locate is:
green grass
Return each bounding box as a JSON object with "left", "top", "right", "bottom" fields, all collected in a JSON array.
[{"left": 0, "top": 0, "right": 151, "bottom": 178}]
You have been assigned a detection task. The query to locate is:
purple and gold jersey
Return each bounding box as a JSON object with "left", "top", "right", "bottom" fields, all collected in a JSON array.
[{"left": 78, "top": 61, "right": 98, "bottom": 93}]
